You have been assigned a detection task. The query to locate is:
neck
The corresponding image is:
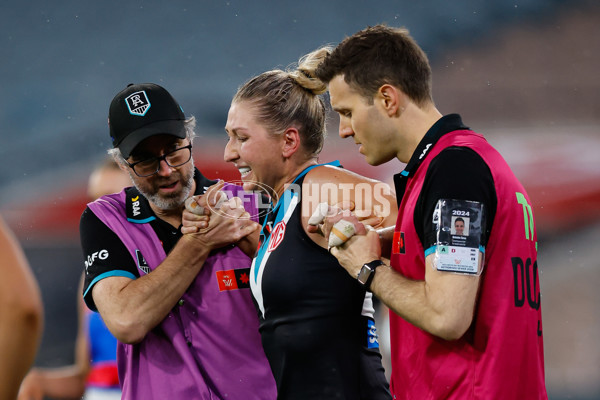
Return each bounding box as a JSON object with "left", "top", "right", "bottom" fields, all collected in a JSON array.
[
  {"left": 397, "top": 103, "right": 443, "bottom": 163},
  {"left": 272, "top": 158, "right": 318, "bottom": 204},
  {"left": 151, "top": 204, "right": 185, "bottom": 228}
]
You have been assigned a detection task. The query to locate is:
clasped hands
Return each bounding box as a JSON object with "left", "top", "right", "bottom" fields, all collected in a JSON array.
[{"left": 181, "top": 181, "right": 259, "bottom": 248}]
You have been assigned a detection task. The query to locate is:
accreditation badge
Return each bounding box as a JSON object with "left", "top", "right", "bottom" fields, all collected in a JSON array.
[{"left": 432, "top": 199, "right": 485, "bottom": 275}]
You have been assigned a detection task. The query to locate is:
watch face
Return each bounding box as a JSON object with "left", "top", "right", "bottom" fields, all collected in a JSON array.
[
  {"left": 357, "top": 265, "right": 373, "bottom": 285},
  {"left": 357, "top": 260, "right": 384, "bottom": 288}
]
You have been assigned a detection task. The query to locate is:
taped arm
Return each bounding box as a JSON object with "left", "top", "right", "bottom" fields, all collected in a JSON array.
[{"left": 302, "top": 164, "right": 398, "bottom": 249}]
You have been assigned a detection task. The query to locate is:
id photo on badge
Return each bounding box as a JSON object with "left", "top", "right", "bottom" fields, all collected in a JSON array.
[
  {"left": 433, "top": 199, "right": 485, "bottom": 275},
  {"left": 452, "top": 216, "right": 469, "bottom": 236}
]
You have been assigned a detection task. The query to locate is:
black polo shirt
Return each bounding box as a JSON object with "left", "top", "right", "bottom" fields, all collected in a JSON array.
[{"left": 393, "top": 114, "right": 497, "bottom": 250}]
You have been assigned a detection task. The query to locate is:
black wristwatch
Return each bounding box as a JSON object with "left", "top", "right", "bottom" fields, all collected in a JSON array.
[{"left": 357, "top": 260, "right": 385, "bottom": 291}]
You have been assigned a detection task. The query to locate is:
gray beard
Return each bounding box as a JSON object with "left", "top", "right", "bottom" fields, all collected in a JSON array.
[{"left": 137, "top": 171, "right": 195, "bottom": 211}]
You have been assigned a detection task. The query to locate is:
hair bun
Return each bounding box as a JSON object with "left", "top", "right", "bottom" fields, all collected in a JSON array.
[{"left": 288, "top": 47, "right": 332, "bottom": 95}]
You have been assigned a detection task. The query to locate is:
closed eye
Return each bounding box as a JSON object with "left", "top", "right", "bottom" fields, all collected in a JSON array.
[{"left": 336, "top": 109, "right": 351, "bottom": 118}]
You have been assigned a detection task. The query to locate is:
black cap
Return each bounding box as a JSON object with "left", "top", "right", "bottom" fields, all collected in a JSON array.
[{"left": 108, "top": 83, "right": 186, "bottom": 159}]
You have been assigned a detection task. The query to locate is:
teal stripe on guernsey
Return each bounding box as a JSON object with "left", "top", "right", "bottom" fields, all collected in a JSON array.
[
  {"left": 425, "top": 245, "right": 436, "bottom": 257},
  {"left": 83, "top": 270, "right": 137, "bottom": 298},
  {"left": 292, "top": 160, "right": 341, "bottom": 184},
  {"left": 424, "top": 245, "right": 486, "bottom": 258},
  {"left": 128, "top": 216, "right": 156, "bottom": 224},
  {"left": 253, "top": 160, "right": 341, "bottom": 282},
  {"left": 253, "top": 192, "right": 298, "bottom": 282}
]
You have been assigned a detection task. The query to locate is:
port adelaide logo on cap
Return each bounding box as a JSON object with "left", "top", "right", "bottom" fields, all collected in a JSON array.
[{"left": 125, "top": 90, "right": 151, "bottom": 116}]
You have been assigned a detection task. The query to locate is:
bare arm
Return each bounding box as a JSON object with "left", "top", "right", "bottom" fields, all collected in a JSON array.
[
  {"left": 301, "top": 165, "right": 398, "bottom": 249},
  {"left": 92, "top": 199, "right": 259, "bottom": 344},
  {"left": 331, "top": 229, "right": 480, "bottom": 340},
  {"left": 236, "top": 229, "right": 260, "bottom": 258},
  {"left": 18, "top": 365, "right": 87, "bottom": 400},
  {"left": 19, "top": 275, "right": 89, "bottom": 400},
  {"left": 0, "top": 215, "right": 44, "bottom": 400}
]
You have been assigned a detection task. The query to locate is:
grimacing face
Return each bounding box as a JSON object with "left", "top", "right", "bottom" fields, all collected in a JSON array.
[{"left": 224, "top": 101, "right": 285, "bottom": 195}]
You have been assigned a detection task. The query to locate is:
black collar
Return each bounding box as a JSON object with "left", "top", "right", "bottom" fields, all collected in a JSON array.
[{"left": 393, "top": 114, "right": 468, "bottom": 205}]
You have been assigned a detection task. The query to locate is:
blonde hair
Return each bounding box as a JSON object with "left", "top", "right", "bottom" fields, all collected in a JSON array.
[{"left": 232, "top": 51, "right": 330, "bottom": 156}]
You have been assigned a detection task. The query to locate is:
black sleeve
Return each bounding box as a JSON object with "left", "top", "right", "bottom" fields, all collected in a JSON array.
[
  {"left": 416, "top": 146, "right": 497, "bottom": 249},
  {"left": 80, "top": 207, "right": 139, "bottom": 311}
]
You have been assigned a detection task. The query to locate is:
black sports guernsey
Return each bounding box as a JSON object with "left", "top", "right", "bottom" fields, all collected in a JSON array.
[{"left": 251, "top": 162, "right": 391, "bottom": 400}]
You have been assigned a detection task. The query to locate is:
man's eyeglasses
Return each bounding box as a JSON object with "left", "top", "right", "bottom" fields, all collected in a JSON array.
[{"left": 126, "top": 144, "right": 192, "bottom": 177}]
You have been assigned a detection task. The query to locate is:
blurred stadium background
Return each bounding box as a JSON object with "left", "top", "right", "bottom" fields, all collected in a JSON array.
[{"left": 1, "top": 1, "right": 598, "bottom": 398}]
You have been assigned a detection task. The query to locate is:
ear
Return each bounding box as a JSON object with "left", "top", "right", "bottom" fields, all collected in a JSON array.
[
  {"left": 116, "top": 158, "right": 130, "bottom": 173},
  {"left": 377, "top": 84, "right": 408, "bottom": 117},
  {"left": 281, "top": 127, "right": 301, "bottom": 158}
]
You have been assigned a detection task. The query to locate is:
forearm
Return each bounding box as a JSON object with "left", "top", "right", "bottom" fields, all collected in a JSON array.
[
  {"left": 369, "top": 266, "right": 444, "bottom": 335},
  {"left": 25, "top": 366, "right": 87, "bottom": 399},
  {"left": 0, "top": 301, "right": 43, "bottom": 399},
  {"left": 0, "top": 217, "right": 44, "bottom": 399},
  {"left": 370, "top": 264, "right": 478, "bottom": 340},
  {"left": 98, "top": 197, "right": 258, "bottom": 343},
  {"left": 237, "top": 230, "right": 259, "bottom": 258},
  {"left": 95, "top": 236, "right": 211, "bottom": 343}
]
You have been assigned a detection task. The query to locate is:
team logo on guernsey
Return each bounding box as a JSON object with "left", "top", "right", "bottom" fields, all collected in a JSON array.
[
  {"left": 392, "top": 231, "right": 406, "bottom": 254},
  {"left": 125, "top": 91, "right": 151, "bottom": 116},
  {"left": 136, "top": 250, "right": 150, "bottom": 274},
  {"left": 267, "top": 221, "right": 286, "bottom": 252},
  {"left": 216, "top": 268, "right": 251, "bottom": 291}
]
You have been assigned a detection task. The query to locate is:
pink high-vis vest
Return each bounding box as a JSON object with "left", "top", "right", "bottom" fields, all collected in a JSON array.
[{"left": 389, "top": 130, "right": 547, "bottom": 399}]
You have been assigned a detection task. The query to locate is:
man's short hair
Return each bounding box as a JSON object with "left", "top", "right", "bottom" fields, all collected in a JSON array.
[{"left": 314, "top": 24, "right": 433, "bottom": 105}]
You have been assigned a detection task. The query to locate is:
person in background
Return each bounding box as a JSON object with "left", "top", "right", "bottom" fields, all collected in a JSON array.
[
  {"left": 79, "top": 82, "right": 275, "bottom": 399},
  {"left": 0, "top": 214, "right": 44, "bottom": 399},
  {"left": 19, "top": 158, "right": 130, "bottom": 400},
  {"left": 183, "top": 53, "right": 397, "bottom": 399},
  {"left": 304, "top": 24, "right": 547, "bottom": 399}
]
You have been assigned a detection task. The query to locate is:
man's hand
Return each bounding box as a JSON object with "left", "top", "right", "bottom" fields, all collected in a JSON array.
[
  {"left": 306, "top": 202, "right": 367, "bottom": 247},
  {"left": 306, "top": 201, "right": 382, "bottom": 236},
  {"left": 182, "top": 181, "right": 259, "bottom": 257},
  {"left": 330, "top": 228, "right": 382, "bottom": 278},
  {"left": 181, "top": 202, "right": 210, "bottom": 234},
  {"left": 183, "top": 195, "right": 259, "bottom": 251},
  {"left": 184, "top": 181, "right": 228, "bottom": 218},
  {"left": 181, "top": 180, "right": 227, "bottom": 234}
]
